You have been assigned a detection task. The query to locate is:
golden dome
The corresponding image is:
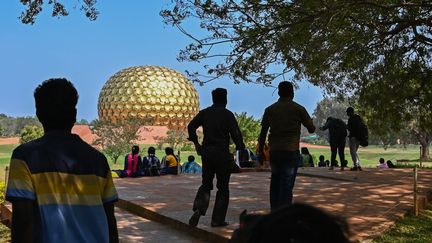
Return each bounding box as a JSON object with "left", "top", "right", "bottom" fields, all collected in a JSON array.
[{"left": 98, "top": 66, "right": 200, "bottom": 130}]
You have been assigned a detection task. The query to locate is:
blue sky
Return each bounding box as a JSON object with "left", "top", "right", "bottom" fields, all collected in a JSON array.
[{"left": 0, "top": 1, "right": 323, "bottom": 121}]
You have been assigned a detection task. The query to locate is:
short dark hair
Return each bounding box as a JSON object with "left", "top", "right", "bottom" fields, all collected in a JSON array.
[
  {"left": 319, "top": 155, "right": 325, "bottom": 161},
  {"left": 212, "top": 88, "right": 227, "bottom": 105},
  {"left": 188, "top": 155, "right": 195, "bottom": 162},
  {"left": 301, "top": 147, "right": 310, "bottom": 155},
  {"left": 165, "top": 147, "right": 174, "bottom": 155},
  {"left": 234, "top": 204, "right": 349, "bottom": 243},
  {"left": 346, "top": 107, "right": 355, "bottom": 114},
  {"left": 148, "top": 146, "right": 156, "bottom": 155},
  {"left": 34, "top": 78, "right": 78, "bottom": 130},
  {"left": 379, "top": 158, "right": 385, "bottom": 163},
  {"left": 278, "top": 81, "right": 294, "bottom": 98},
  {"left": 132, "top": 145, "right": 140, "bottom": 154}
]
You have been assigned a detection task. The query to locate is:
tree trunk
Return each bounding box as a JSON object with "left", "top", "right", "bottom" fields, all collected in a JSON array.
[
  {"left": 420, "top": 141, "right": 430, "bottom": 161},
  {"left": 417, "top": 132, "right": 430, "bottom": 161}
]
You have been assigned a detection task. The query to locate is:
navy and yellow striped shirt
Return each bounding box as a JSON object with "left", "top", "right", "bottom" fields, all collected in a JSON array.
[{"left": 6, "top": 131, "right": 118, "bottom": 243}]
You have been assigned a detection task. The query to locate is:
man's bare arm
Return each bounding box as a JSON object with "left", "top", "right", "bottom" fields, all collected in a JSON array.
[
  {"left": 104, "top": 202, "right": 119, "bottom": 243},
  {"left": 12, "top": 200, "right": 34, "bottom": 243}
]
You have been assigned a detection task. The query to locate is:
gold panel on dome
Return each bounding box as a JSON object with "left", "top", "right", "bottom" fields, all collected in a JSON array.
[{"left": 98, "top": 65, "right": 200, "bottom": 129}]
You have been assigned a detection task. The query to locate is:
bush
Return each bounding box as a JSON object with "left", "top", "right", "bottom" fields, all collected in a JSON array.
[
  {"left": 180, "top": 144, "right": 193, "bottom": 151},
  {"left": 0, "top": 181, "right": 5, "bottom": 204},
  {"left": 20, "top": 125, "right": 44, "bottom": 144}
]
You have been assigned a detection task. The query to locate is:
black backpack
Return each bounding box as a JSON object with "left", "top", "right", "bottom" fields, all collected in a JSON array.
[{"left": 358, "top": 119, "right": 369, "bottom": 147}]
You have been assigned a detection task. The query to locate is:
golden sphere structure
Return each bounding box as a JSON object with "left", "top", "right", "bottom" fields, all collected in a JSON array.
[{"left": 98, "top": 66, "right": 200, "bottom": 130}]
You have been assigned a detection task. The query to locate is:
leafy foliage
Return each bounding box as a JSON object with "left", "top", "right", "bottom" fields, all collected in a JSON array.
[
  {"left": 0, "top": 114, "right": 41, "bottom": 136},
  {"left": 90, "top": 119, "right": 143, "bottom": 164},
  {"left": 20, "top": 125, "right": 44, "bottom": 144},
  {"left": 154, "top": 129, "right": 188, "bottom": 150},
  {"left": 235, "top": 112, "right": 260, "bottom": 147},
  {"left": 18, "top": 0, "right": 99, "bottom": 24},
  {"left": 313, "top": 97, "right": 350, "bottom": 141},
  {"left": 162, "top": 0, "right": 432, "bottom": 158},
  {"left": 162, "top": 0, "right": 432, "bottom": 88}
]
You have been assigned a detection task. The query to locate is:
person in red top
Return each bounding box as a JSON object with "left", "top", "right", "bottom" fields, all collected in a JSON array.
[{"left": 124, "top": 145, "right": 142, "bottom": 177}]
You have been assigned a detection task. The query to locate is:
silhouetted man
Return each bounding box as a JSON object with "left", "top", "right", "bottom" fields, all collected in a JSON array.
[
  {"left": 6, "top": 78, "right": 118, "bottom": 243},
  {"left": 187, "top": 88, "right": 245, "bottom": 227},
  {"left": 320, "top": 117, "right": 347, "bottom": 170},
  {"left": 347, "top": 107, "right": 363, "bottom": 171},
  {"left": 258, "top": 81, "right": 315, "bottom": 211}
]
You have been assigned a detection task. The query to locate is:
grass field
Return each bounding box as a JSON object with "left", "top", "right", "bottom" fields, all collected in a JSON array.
[
  {"left": 373, "top": 209, "right": 432, "bottom": 243},
  {"left": 0, "top": 144, "right": 429, "bottom": 181},
  {"left": 308, "top": 145, "right": 429, "bottom": 168},
  {"left": 0, "top": 144, "right": 201, "bottom": 181}
]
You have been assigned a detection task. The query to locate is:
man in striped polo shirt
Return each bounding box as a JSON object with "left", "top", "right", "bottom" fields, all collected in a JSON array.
[{"left": 6, "top": 78, "right": 118, "bottom": 243}]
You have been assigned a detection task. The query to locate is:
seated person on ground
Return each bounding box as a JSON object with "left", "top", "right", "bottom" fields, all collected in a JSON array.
[
  {"left": 113, "top": 145, "right": 142, "bottom": 177},
  {"left": 161, "top": 147, "right": 180, "bottom": 175},
  {"left": 300, "top": 147, "right": 314, "bottom": 167},
  {"left": 318, "top": 155, "right": 327, "bottom": 167},
  {"left": 332, "top": 160, "right": 339, "bottom": 167},
  {"left": 236, "top": 148, "right": 256, "bottom": 168},
  {"left": 377, "top": 158, "right": 388, "bottom": 169},
  {"left": 387, "top": 160, "right": 396, "bottom": 168},
  {"left": 182, "top": 155, "right": 202, "bottom": 174},
  {"left": 230, "top": 203, "right": 349, "bottom": 243},
  {"left": 143, "top": 146, "right": 161, "bottom": 176}
]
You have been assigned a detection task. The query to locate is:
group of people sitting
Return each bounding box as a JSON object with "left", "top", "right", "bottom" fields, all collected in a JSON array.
[
  {"left": 377, "top": 158, "right": 396, "bottom": 169},
  {"left": 300, "top": 148, "right": 346, "bottom": 168},
  {"left": 301, "top": 147, "right": 399, "bottom": 170},
  {"left": 113, "top": 145, "right": 202, "bottom": 177}
]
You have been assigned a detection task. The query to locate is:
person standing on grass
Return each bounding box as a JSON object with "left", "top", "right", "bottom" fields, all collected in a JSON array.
[
  {"left": 320, "top": 117, "right": 347, "bottom": 171},
  {"left": 346, "top": 107, "right": 365, "bottom": 171},
  {"left": 6, "top": 78, "right": 118, "bottom": 243},
  {"left": 187, "top": 88, "right": 245, "bottom": 227},
  {"left": 258, "top": 81, "right": 315, "bottom": 211}
]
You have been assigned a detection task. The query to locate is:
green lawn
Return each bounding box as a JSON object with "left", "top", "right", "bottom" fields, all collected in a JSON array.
[
  {"left": 308, "top": 145, "right": 428, "bottom": 168},
  {"left": 373, "top": 210, "right": 432, "bottom": 243}
]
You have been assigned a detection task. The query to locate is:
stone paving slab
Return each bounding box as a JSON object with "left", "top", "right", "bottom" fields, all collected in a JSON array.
[
  {"left": 116, "top": 208, "right": 203, "bottom": 243},
  {"left": 114, "top": 168, "right": 432, "bottom": 242}
]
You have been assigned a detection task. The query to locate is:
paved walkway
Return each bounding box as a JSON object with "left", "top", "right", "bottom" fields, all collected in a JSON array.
[
  {"left": 116, "top": 208, "right": 203, "bottom": 243},
  {"left": 114, "top": 168, "right": 432, "bottom": 242}
]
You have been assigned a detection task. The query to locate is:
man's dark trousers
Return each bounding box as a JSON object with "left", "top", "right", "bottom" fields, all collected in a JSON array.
[
  {"left": 330, "top": 139, "right": 346, "bottom": 167},
  {"left": 269, "top": 150, "right": 300, "bottom": 211},
  {"left": 192, "top": 146, "right": 231, "bottom": 224}
]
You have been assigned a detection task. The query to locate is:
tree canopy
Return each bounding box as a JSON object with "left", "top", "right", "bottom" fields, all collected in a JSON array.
[
  {"left": 235, "top": 112, "right": 261, "bottom": 147},
  {"left": 17, "top": 0, "right": 99, "bottom": 24},
  {"left": 162, "top": 0, "right": 432, "bottom": 88},
  {"left": 163, "top": 0, "right": 432, "bottom": 158}
]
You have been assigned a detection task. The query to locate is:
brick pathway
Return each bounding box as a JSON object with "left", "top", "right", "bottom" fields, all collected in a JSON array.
[
  {"left": 116, "top": 208, "right": 203, "bottom": 243},
  {"left": 114, "top": 168, "right": 432, "bottom": 242}
]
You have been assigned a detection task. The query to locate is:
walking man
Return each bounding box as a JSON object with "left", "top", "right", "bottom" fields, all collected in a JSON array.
[
  {"left": 258, "top": 81, "right": 315, "bottom": 211},
  {"left": 347, "top": 107, "right": 364, "bottom": 171},
  {"left": 6, "top": 79, "right": 118, "bottom": 243},
  {"left": 320, "top": 117, "right": 347, "bottom": 170},
  {"left": 187, "top": 88, "right": 245, "bottom": 227}
]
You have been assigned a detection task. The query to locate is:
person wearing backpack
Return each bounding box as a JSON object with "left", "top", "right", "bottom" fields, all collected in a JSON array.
[
  {"left": 143, "top": 146, "right": 161, "bottom": 176},
  {"left": 320, "top": 117, "right": 347, "bottom": 171},
  {"left": 346, "top": 107, "right": 368, "bottom": 171}
]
